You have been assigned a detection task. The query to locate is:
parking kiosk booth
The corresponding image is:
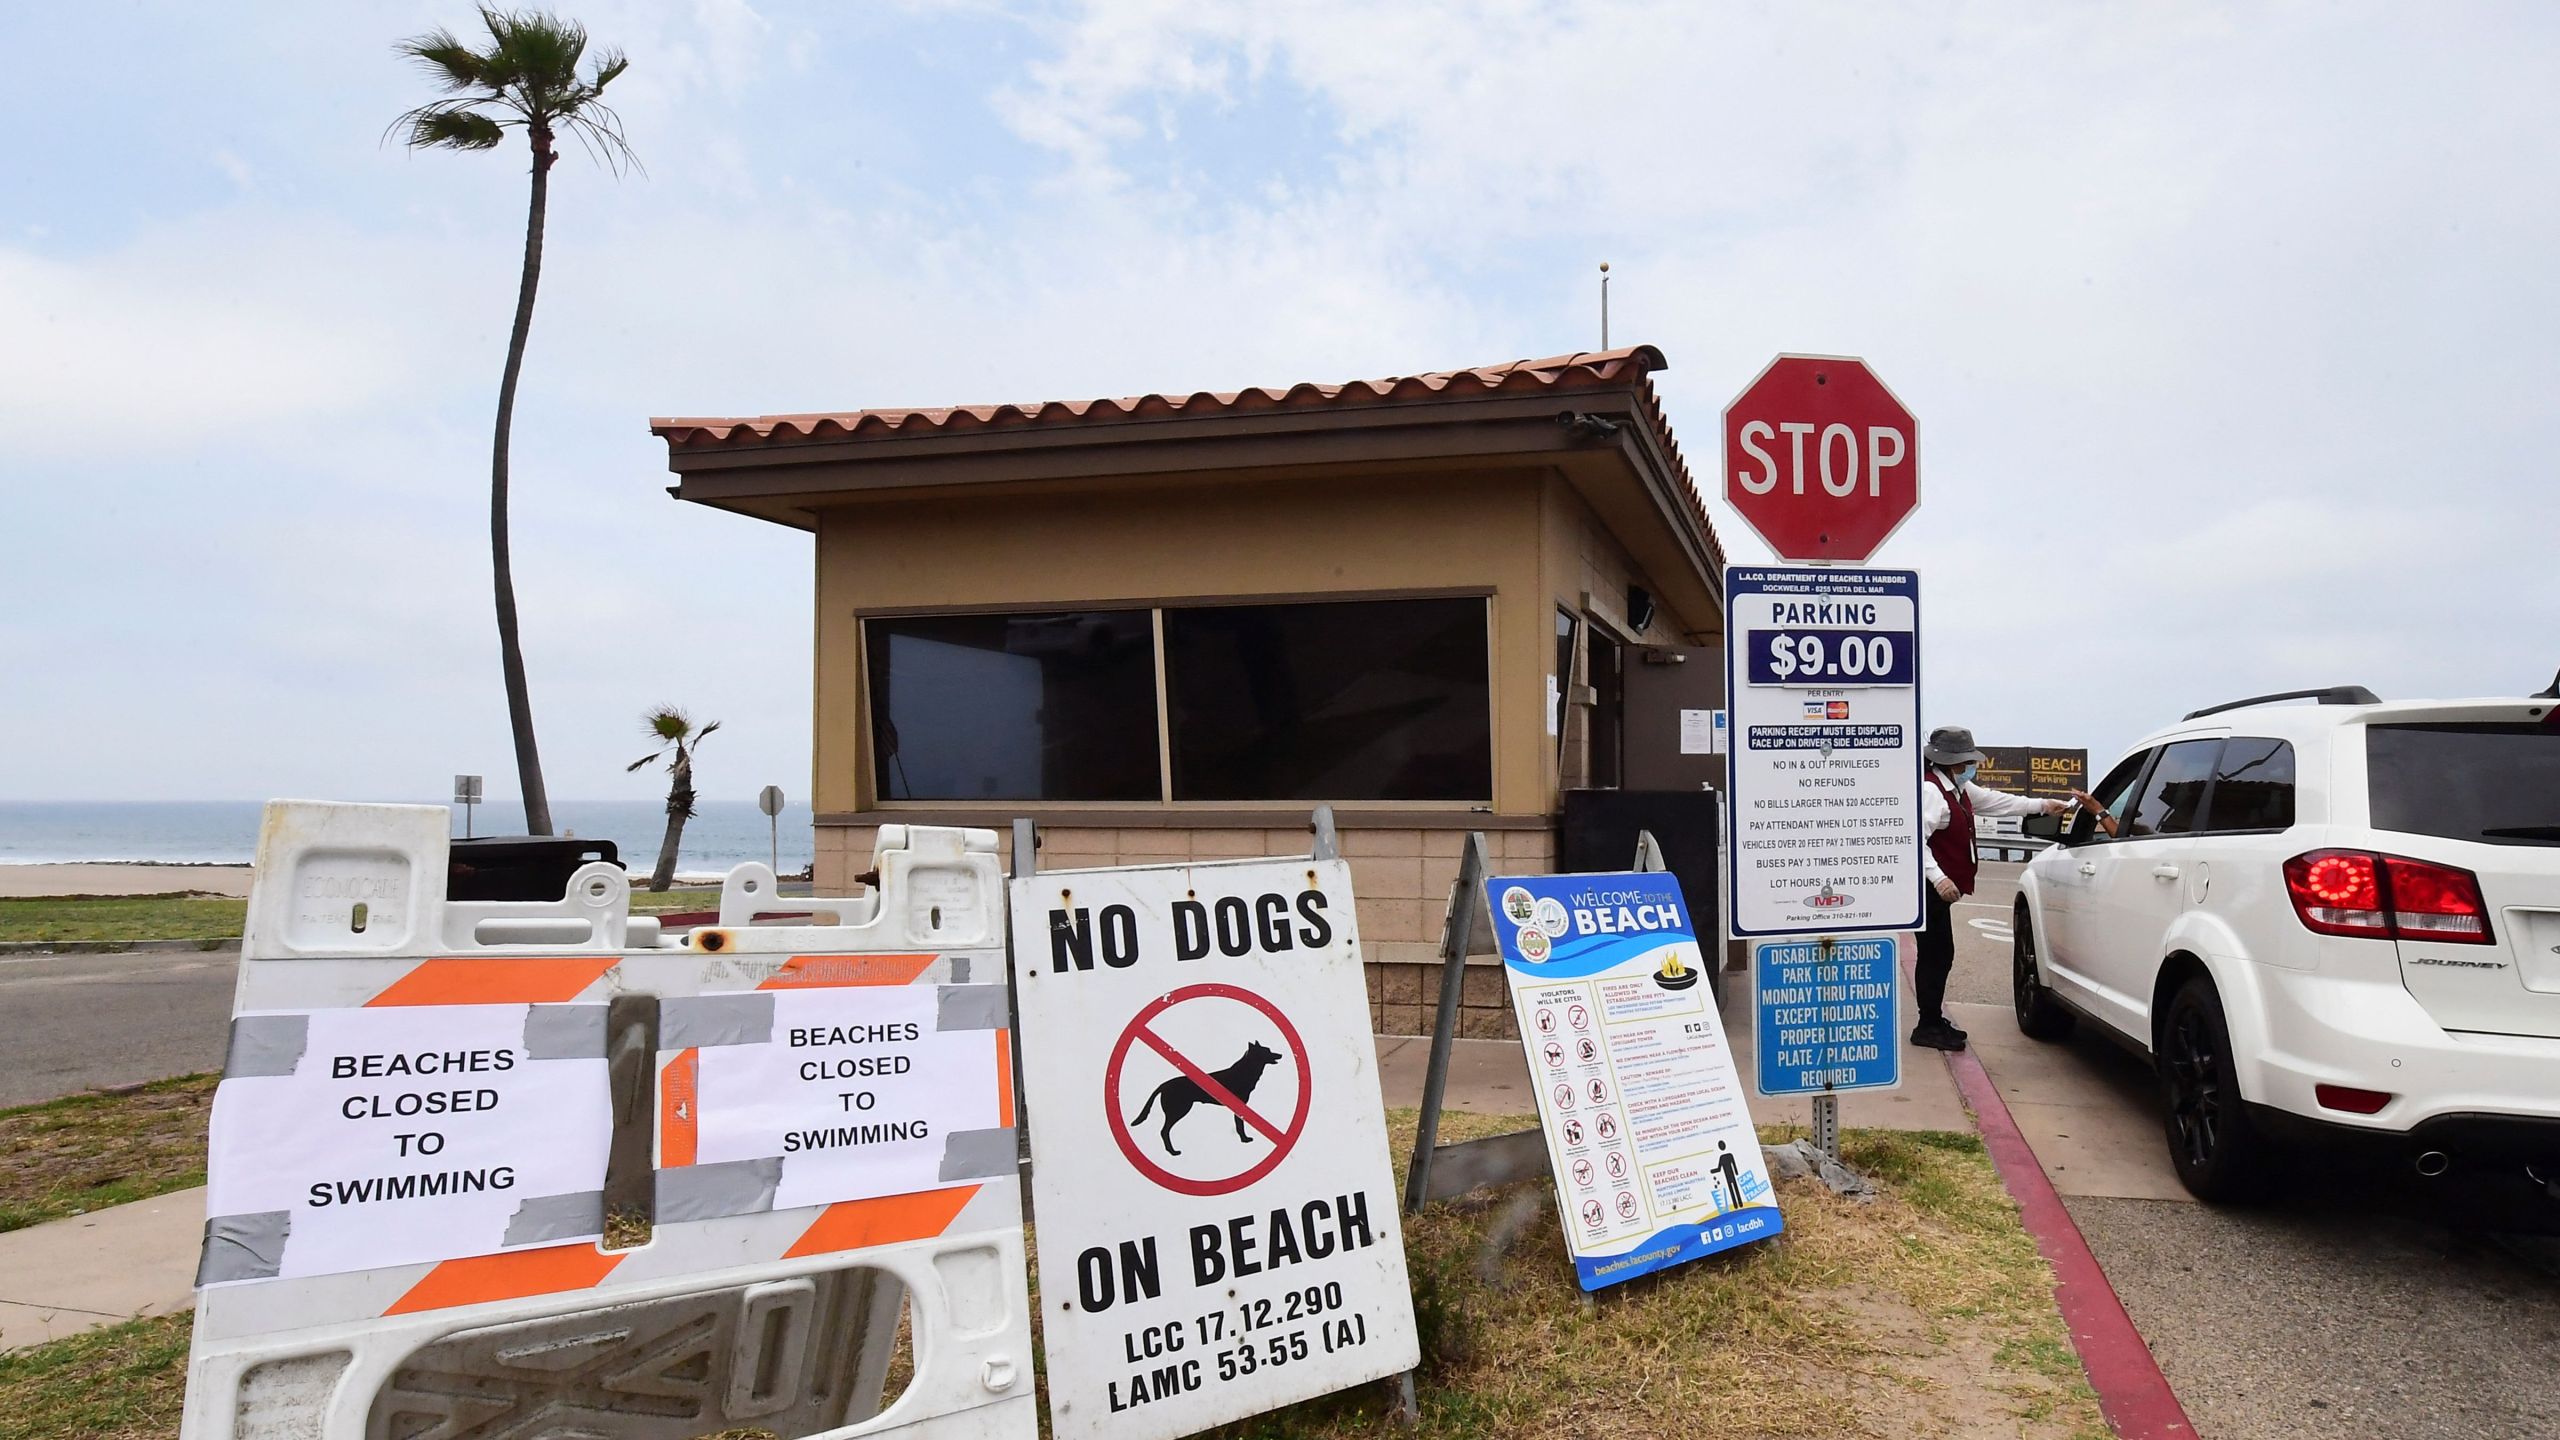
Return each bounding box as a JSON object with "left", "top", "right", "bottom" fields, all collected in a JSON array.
[{"left": 653, "top": 347, "right": 1734, "bottom": 1037}]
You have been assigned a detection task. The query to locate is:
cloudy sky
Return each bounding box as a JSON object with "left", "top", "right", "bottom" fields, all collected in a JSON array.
[{"left": 6, "top": 1, "right": 2556, "bottom": 809}]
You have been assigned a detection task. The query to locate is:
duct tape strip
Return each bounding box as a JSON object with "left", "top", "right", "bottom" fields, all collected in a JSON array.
[
  {"left": 224, "top": 1014, "right": 309, "bottom": 1078},
  {"left": 197, "top": 1209, "right": 292, "bottom": 1285},
  {"left": 502, "top": 1190, "right": 606, "bottom": 1247},
  {"left": 938, "top": 1127, "right": 1019, "bottom": 1182},
  {"left": 521, "top": 1002, "right": 606, "bottom": 1060},
  {"left": 935, "top": 984, "right": 1009, "bottom": 1032},
  {"left": 662, "top": 992, "right": 777, "bottom": 1049},
  {"left": 657, "top": 1156, "right": 784, "bottom": 1222}
]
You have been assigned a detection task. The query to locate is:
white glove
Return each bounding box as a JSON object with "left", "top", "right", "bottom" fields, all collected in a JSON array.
[{"left": 1931, "top": 875, "right": 1960, "bottom": 902}]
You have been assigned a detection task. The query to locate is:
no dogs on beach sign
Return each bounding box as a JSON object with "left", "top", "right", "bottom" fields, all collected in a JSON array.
[{"left": 1010, "top": 856, "right": 1419, "bottom": 1440}]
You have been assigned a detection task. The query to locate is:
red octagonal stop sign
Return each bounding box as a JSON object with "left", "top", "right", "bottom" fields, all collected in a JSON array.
[{"left": 1722, "top": 355, "right": 1919, "bottom": 563}]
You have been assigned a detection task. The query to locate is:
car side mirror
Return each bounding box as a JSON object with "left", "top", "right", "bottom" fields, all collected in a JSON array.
[{"left": 2020, "top": 811, "right": 2064, "bottom": 841}]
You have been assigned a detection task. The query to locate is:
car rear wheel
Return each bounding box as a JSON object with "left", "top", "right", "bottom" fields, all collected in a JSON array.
[
  {"left": 2160, "top": 975, "right": 2275, "bottom": 1202},
  {"left": 2012, "top": 907, "right": 2076, "bottom": 1041}
]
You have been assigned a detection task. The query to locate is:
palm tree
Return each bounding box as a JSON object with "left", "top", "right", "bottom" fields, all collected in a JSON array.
[
  {"left": 628, "top": 707, "right": 720, "bottom": 892},
  {"left": 392, "top": 9, "right": 634, "bottom": 836}
]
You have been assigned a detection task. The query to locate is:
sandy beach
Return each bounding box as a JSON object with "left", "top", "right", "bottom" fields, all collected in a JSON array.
[{"left": 0, "top": 863, "right": 257, "bottom": 899}]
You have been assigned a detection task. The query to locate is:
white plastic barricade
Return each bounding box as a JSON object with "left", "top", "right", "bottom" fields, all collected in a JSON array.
[{"left": 183, "top": 801, "right": 1035, "bottom": 1440}]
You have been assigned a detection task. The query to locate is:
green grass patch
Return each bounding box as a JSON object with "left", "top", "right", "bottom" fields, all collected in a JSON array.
[
  {"left": 0, "top": 1075, "right": 216, "bottom": 1233},
  {"left": 626, "top": 887, "right": 723, "bottom": 913},
  {"left": 0, "top": 895, "right": 243, "bottom": 946},
  {"left": 1188, "top": 1113, "right": 2106, "bottom": 1440},
  {"left": 0, "top": 1312, "right": 191, "bottom": 1440}
]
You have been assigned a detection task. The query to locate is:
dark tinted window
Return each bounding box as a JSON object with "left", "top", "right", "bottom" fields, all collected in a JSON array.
[
  {"left": 2369, "top": 723, "right": 2560, "bottom": 846},
  {"left": 2202, "top": 738, "right": 2295, "bottom": 831},
  {"left": 1166, "top": 598, "right": 1491, "bottom": 801},
  {"left": 2125, "top": 739, "right": 2224, "bottom": 838},
  {"left": 867, "top": 611, "right": 1160, "bottom": 801}
]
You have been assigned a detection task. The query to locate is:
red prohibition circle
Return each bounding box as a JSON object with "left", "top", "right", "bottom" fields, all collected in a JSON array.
[{"left": 1104, "top": 982, "right": 1314, "bottom": 1197}]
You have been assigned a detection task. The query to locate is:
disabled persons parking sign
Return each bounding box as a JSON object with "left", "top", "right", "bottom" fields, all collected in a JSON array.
[
  {"left": 1485, "top": 870, "right": 1783, "bottom": 1290},
  {"left": 1010, "top": 856, "right": 1418, "bottom": 1440}
]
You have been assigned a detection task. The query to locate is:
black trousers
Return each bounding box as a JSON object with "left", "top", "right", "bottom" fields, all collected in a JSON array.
[{"left": 1915, "top": 890, "right": 1957, "bottom": 1027}]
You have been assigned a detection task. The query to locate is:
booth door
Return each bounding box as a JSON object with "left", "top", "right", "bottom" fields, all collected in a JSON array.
[{"left": 1621, "top": 645, "right": 1725, "bottom": 792}]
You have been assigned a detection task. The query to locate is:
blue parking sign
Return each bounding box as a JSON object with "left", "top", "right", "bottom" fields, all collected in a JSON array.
[{"left": 1753, "top": 936, "right": 1903, "bottom": 1097}]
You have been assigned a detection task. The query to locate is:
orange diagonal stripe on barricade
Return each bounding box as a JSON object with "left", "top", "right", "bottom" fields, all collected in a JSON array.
[
  {"left": 660, "top": 1047, "right": 700, "bottom": 1168},
  {"left": 756, "top": 953, "right": 938, "bottom": 990},
  {"left": 782, "top": 1186, "right": 979, "bottom": 1259},
  {"left": 996, "top": 1029, "right": 1015, "bottom": 1129},
  {"left": 384, "top": 1244, "right": 624, "bottom": 1314},
  {"left": 366, "top": 956, "right": 620, "bottom": 1007}
]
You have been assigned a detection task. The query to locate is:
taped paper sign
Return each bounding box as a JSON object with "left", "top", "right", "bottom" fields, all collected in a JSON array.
[
  {"left": 1485, "top": 870, "right": 1783, "bottom": 1289},
  {"left": 664, "top": 984, "right": 1012, "bottom": 1219},
  {"left": 200, "top": 1002, "right": 611, "bottom": 1284}
]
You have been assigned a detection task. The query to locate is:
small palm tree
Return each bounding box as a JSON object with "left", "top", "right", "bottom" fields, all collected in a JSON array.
[
  {"left": 393, "top": 9, "right": 635, "bottom": 836},
  {"left": 628, "top": 707, "right": 719, "bottom": 892}
]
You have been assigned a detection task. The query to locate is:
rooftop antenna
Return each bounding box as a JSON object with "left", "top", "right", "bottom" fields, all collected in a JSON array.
[{"left": 1599, "top": 262, "right": 1611, "bottom": 349}]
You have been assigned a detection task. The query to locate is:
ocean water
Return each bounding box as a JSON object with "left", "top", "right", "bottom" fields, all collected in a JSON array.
[{"left": 0, "top": 799, "right": 817, "bottom": 874}]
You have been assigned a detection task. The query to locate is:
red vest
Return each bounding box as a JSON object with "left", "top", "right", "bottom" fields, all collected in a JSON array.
[{"left": 1927, "top": 771, "right": 1978, "bottom": 897}]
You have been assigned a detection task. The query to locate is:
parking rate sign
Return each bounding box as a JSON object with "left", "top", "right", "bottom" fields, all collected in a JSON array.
[
  {"left": 1723, "top": 565, "right": 1925, "bottom": 937},
  {"left": 1753, "top": 936, "right": 1903, "bottom": 1098},
  {"left": 1009, "top": 858, "right": 1419, "bottom": 1440}
]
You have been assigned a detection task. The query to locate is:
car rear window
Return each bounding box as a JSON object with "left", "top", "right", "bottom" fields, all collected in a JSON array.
[
  {"left": 2367, "top": 723, "right": 2560, "bottom": 847},
  {"left": 2203, "top": 738, "right": 2295, "bottom": 831}
]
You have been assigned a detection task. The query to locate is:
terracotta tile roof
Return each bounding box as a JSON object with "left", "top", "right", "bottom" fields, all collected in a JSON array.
[{"left": 651, "top": 345, "right": 1718, "bottom": 557}]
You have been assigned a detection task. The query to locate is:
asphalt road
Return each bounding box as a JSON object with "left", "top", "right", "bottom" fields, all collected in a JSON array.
[
  {"left": 0, "top": 949, "right": 236, "bottom": 1107},
  {"left": 1955, "top": 861, "right": 2560, "bottom": 1440}
]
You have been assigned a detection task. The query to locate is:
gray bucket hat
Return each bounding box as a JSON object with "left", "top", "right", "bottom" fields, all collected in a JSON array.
[{"left": 1925, "top": 725, "right": 1988, "bottom": 766}]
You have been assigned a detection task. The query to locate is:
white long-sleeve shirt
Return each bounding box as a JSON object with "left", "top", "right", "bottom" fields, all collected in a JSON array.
[{"left": 1921, "top": 776, "right": 2054, "bottom": 885}]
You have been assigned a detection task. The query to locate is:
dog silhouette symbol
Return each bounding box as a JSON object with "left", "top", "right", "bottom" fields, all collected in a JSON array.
[{"left": 1126, "top": 1040, "right": 1285, "bottom": 1157}]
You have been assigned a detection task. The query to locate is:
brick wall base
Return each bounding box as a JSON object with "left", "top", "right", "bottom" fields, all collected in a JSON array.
[{"left": 818, "top": 821, "right": 1557, "bottom": 1041}]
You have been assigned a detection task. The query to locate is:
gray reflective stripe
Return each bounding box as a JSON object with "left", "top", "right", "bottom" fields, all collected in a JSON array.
[
  {"left": 939, "top": 1127, "right": 1019, "bottom": 1181},
  {"left": 502, "top": 1190, "right": 604, "bottom": 1246},
  {"left": 936, "top": 985, "right": 1010, "bottom": 1032},
  {"left": 662, "top": 993, "right": 776, "bottom": 1049},
  {"left": 197, "top": 1210, "right": 291, "bottom": 1285},
  {"left": 521, "top": 1003, "right": 605, "bottom": 1059},
  {"left": 225, "top": 1015, "right": 309, "bottom": 1078},
  {"left": 656, "top": 1157, "right": 783, "bottom": 1222}
]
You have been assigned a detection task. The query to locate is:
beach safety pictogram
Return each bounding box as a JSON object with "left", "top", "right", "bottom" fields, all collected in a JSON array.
[{"left": 1104, "top": 982, "right": 1313, "bottom": 1197}]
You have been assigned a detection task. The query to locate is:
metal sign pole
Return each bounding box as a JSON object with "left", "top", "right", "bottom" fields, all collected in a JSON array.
[
  {"left": 1811, "top": 936, "right": 1841, "bottom": 1161},
  {"left": 1402, "top": 831, "right": 1490, "bottom": 1216}
]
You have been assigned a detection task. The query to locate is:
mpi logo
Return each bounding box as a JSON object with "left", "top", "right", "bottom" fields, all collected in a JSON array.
[{"left": 1806, "top": 884, "right": 1852, "bottom": 910}]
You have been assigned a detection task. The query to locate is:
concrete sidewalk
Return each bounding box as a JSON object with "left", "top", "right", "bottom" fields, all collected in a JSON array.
[{"left": 0, "top": 1186, "right": 200, "bottom": 1351}]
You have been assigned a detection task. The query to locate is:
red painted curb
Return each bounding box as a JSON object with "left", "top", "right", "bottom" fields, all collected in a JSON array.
[{"left": 1938, "top": 1040, "right": 2197, "bottom": 1439}]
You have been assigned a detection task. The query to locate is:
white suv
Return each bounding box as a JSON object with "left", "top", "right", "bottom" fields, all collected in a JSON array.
[{"left": 2011, "top": 687, "right": 2560, "bottom": 1201}]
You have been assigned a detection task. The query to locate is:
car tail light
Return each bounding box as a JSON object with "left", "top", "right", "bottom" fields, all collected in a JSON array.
[
  {"left": 2314, "top": 1084, "right": 2393, "bottom": 1114},
  {"left": 2381, "top": 855, "right": 2493, "bottom": 942},
  {"left": 2284, "top": 850, "right": 2494, "bottom": 945},
  {"left": 2284, "top": 851, "right": 2391, "bottom": 938}
]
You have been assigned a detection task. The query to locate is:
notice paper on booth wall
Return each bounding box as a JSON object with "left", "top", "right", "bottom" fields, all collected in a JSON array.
[
  {"left": 201, "top": 1003, "right": 612, "bottom": 1285},
  {"left": 1484, "top": 871, "right": 1782, "bottom": 1290},
  {"left": 1679, "top": 708, "right": 1727, "bottom": 755}
]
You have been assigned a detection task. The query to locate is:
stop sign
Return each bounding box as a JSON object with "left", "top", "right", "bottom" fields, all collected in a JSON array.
[{"left": 1722, "top": 355, "right": 1919, "bottom": 563}]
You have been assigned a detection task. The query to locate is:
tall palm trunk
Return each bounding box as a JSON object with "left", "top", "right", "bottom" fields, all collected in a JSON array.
[
  {"left": 650, "top": 747, "right": 694, "bottom": 892},
  {"left": 494, "top": 125, "right": 557, "bottom": 835}
]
